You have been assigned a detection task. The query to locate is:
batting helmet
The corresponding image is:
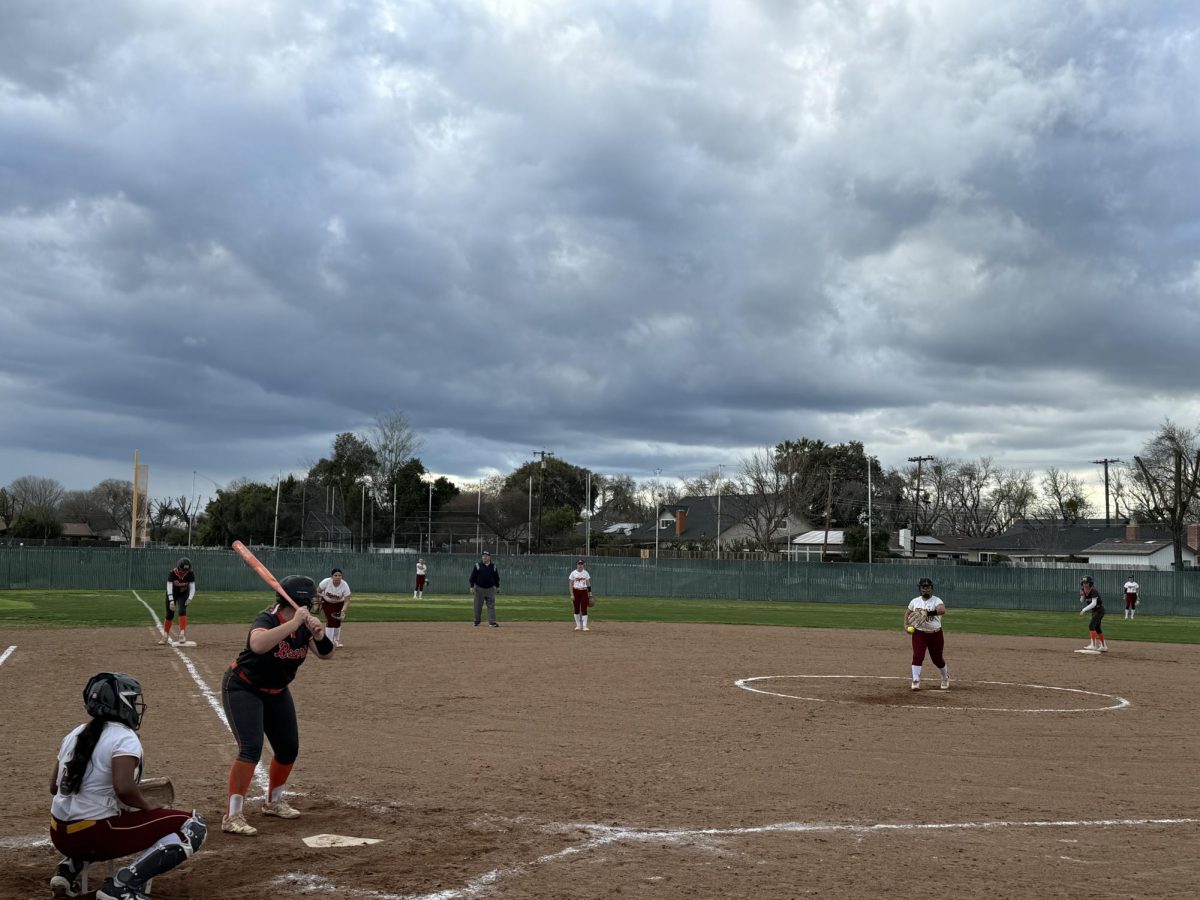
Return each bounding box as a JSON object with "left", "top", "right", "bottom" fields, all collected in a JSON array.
[
  {"left": 918, "top": 577, "right": 934, "bottom": 589},
  {"left": 279, "top": 574, "right": 319, "bottom": 612},
  {"left": 1081, "top": 576, "right": 1094, "bottom": 586},
  {"left": 84, "top": 672, "right": 146, "bottom": 731},
  {"left": 176, "top": 557, "right": 192, "bottom": 571}
]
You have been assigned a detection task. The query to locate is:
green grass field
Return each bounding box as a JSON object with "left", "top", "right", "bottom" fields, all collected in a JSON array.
[{"left": 0, "top": 589, "right": 1195, "bottom": 644}]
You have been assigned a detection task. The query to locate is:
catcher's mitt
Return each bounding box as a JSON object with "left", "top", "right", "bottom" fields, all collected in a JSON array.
[
  {"left": 907, "top": 607, "right": 929, "bottom": 630},
  {"left": 140, "top": 776, "right": 175, "bottom": 806},
  {"left": 587, "top": 593, "right": 596, "bottom": 609}
]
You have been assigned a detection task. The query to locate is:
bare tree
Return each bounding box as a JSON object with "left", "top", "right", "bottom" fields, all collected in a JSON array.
[
  {"left": 1037, "top": 467, "right": 1096, "bottom": 524},
  {"left": 476, "top": 475, "right": 532, "bottom": 544},
  {"left": 593, "top": 474, "right": 646, "bottom": 521},
  {"left": 6, "top": 475, "right": 65, "bottom": 516},
  {"left": 366, "top": 410, "right": 421, "bottom": 488},
  {"left": 729, "top": 449, "right": 792, "bottom": 553},
  {"left": 1132, "top": 421, "right": 1200, "bottom": 570},
  {"left": 91, "top": 479, "right": 135, "bottom": 539}
]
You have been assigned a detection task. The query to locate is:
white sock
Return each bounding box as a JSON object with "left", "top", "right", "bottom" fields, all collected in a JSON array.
[
  {"left": 582, "top": 615, "right": 588, "bottom": 627},
  {"left": 939, "top": 666, "right": 949, "bottom": 679},
  {"left": 573, "top": 614, "right": 581, "bottom": 626},
  {"left": 911, "top": 665, "right": 922, "bottom": 681},
  {"left": 269, "top": 785, "right": 286, "bottom": 804},
  {"left": 228, "top": 794, "right": 244, "bottom": 817}
]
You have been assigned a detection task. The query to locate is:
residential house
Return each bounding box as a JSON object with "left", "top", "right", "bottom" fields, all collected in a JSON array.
[
  {"left": 1080, "top": 523, "right": 1200, "bottom": 571},
  {"left": 629, "top": 494, "right": 809, "bottom": 553}
]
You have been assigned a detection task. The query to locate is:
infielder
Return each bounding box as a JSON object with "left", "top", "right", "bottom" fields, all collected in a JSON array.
[
  {"left": 1123, "top": 575, "right": 1140, "bottom": 619},
  {"left": 568, "top": 559, "right": 592, "bottom": 631},
  {"left": 414, "top": 558, "right": 427, "bottom": 599},
  {"left": 318, "top": 568, "right": 351, "bottom": 647},
  {"left": 905, "top": 577, "right": 949, "bottom": 691},
  {"left": 160, "top": 558, "right": 195, "bottom": 646}
]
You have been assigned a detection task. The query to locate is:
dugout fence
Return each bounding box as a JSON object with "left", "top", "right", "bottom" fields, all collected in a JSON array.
[{"left": 1, "top": 547, "right": 1199, "bottom": 614}]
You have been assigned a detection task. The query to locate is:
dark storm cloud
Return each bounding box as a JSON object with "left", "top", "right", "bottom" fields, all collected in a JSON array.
[{"left": 1, "top": 0, "right": 1198, "bottom": 500}]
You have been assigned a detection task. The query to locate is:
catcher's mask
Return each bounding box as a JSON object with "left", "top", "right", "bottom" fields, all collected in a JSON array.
[
  {"left": 278, "top": 574, "right": 320, "bottom": 612},
  {"left": 84, "top": 672, "right": 146, "bottom": 731}
]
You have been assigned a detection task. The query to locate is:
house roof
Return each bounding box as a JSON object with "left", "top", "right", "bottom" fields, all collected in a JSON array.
[
  {"left": 1083, "top": 538, "right": 1188, "bottom": 557},
  {"left": 792, "top": 530, "right": 844, "bottom": 545},
  {"left": 303, "top": 508, "right": 352, "bottom": 538},
  {"left": 61, "top": 522, "right": 96, "bottom": 538},
  {"left": 969, "top": 522, "right": 1170, "bottom": 556},
  {"left": 627, "top": 494, "right": 807, "bottom": 544}
]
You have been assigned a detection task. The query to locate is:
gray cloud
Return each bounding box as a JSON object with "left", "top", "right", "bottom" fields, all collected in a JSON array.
[{"left": 1, "top": 0, "right": 1197, "bottom": 499}]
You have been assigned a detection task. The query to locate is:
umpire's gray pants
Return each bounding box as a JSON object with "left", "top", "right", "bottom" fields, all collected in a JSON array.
[{"left": 473, "top": 587, "right": 497, "bottom": 625}]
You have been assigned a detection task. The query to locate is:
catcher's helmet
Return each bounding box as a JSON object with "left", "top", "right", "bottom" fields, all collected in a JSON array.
[
  {"left": 279, "top": 574, "right": 319, "bottom": 612},
  {"left": 84, "top": 672, "right": 146, "bottom": 731},
  {"left": 918, "top": 577, "right": 934, "bottom": 589},
  {"left": 176, "top": 557, "right": 192, "bottom": 570}
]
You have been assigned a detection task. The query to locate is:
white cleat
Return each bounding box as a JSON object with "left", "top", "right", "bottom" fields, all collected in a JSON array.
[
  {"left": 263, "top": 798, "right": 301, "bottom": 819},
  {"left": 940, "top": 677, "right": 950, "bottom": 690},
  {"left": 910, "top": 680, "right": 921, "bottom": 691},
  {"left": 574, "top": 626, "right": 582, "bottom": 631},
  {"left": 221, "top": 813, "right": 257, "bottom": 836}
]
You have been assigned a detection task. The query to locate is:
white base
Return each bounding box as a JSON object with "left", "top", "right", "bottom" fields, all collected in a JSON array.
[
  {"left": 1074, "top": 648, "right": 1101, "bottom": 654},
  {"left": 302, "top": 833, "right": 382, "bottom": 848},
  {"left": 173, "top": 640, "right": 198, "bottom": 648}
]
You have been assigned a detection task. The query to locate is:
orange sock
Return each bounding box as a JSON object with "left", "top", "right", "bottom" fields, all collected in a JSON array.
[
  {"left": 268, "top": 758, "right": 294, "bottom": 803},
  {"left": 1089, "top": 630, "right": 1097, "bottom": 642},
  {"left": 179, "top": 615, "right": 188, "bottom": 631},
  {"left": 163, "top": 621, "right": 172, "bottom": 636},
  {"left": 227, "top": 759, "right": 256, "bottom": 815}
]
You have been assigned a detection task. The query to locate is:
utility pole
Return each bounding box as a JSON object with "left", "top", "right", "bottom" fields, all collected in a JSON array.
[
  {"left": 534, "top": 451, "right": 553, "bottom": 554},
  {"left": 716, "top": 463, "right": 724, "bottom": 562},
  {"left": 820, "top": 468, "right": 834, "bottom": 562},
  {"left": 907, "top": 455, "right": 934, "bottom": 557},
  {"left": 654, "top": 468, "right": 662, "bottom": 563},
  {"left": 1091, "top": 457, "right": 1123, "bottom": 526}
]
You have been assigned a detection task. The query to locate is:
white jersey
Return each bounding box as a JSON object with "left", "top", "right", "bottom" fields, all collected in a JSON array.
[
  {"left": 1124, "top": 580, "right": 1140, "bottom": 596},
  {"left": 908, "top": 595, "right": 944, "bottom": 632},
  {"left": 318, "top": 578, "right": 351, "bottom": 604},
  {"left": 416, "top": 562, "right": 427, "bottom": 577},
  {"left": 569, "top": 568, "right": 592, "bottom": 591},
  {"left": 51, "top": 722, "right": 143, "bottom": 821}
]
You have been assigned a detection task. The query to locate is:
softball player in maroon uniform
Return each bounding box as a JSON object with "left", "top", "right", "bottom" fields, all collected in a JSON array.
[
  {"left": 906, "top": 577, "right": 949, "bottom": 691},
  {"left": 568, "top": 559, "right": 592, "bottom": 631},
  {"left": 318, "top": 568, "right": 351, "bottom": 647},
  {"left": 220, "top": 576, "right": 333, "bottom": 836}
]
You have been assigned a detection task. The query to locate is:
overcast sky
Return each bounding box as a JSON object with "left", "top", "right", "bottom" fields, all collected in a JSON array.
[{"left": 2, "top": 0, "right": 1198, "bottom": 504}]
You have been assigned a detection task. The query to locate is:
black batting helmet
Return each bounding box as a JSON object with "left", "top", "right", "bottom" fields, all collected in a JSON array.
[
  {"left": 84, "top": 672, "right": 146, "bottom": 731},
  {"left": 176, "top": 557, "right": 192, "bottom": 570},
  {"left": 918, "top": 577, "right": 933, "bottom": 589},
  {"left": 279, "top": 575, "right": 319, "bottom": 612},
  {"left": 1081, "top": 576, "right": 1094, "bottom": 586}
]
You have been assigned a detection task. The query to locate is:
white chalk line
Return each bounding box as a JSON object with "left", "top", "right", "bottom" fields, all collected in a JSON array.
[
  {"left": 273, "top": 814, "right": 1200, "bottom": 900},
  {"left": 131, "top": 591, "right": 269, "bottom": 794},
  {"left": 735, "top": 674, "right": 1131, "bottom": 713},
  {"left": 0, "top": 645, "right": 15, "bottom": 667}
]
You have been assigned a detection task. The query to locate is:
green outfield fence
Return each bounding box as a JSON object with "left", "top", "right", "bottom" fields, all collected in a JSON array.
[{"left": 2, "top": 547, "right": 1199, "bottom": 615}]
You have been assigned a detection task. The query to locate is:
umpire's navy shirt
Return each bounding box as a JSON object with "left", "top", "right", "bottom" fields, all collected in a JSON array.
[{"left": 470, "top": 561, "right": 500, "bottom": 589}]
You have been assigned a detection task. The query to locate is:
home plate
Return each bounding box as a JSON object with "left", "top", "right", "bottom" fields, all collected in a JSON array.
[
  {"left": 303, "top": 834, "right": 382, "bottom": 848},
  {"left": 1074, "top": 648, "right": 1101, "bottom": 655}
]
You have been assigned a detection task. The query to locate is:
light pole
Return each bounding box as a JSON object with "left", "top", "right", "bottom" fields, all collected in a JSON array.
[
  {"left": 272, "top": 474, "right": 281, "bottom": 548},
  {"left": 585, "top": 471, "right": 592, "bottom": 557},
  {"left": 654, "top": 468, "right": 662, "bottom": 562},
  {"left": 716, "top": 464, "right": 724, "bottom": 561},
  {"left": 867, "top": 455, "right": 874, "bottom": 566},
  {"left": 188, "top": 470, "right": 196, "bottom": 549},
  {"left": 527, "top": 475, "right": 533, "bottom": 554},
  {"left": 427, "top": 478, "right": 433, "bottom": 555}
]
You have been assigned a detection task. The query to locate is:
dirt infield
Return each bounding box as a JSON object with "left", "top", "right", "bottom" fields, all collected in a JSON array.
[{"left": 3, "top": 618, "right": 1199, "bottom": 898}]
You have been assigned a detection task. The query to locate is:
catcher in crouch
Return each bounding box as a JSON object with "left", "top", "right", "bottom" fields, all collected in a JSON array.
[
  {"left": 905, "top": 577, "right": 950, "bottom": 691},
  {"left": 49, "top": 672, "right": 205, "bottom": 900}
]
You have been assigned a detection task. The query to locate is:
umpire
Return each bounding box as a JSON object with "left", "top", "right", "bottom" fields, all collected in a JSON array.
[{"left": 469, "top": 550, "right": 500, "bottom": 628}]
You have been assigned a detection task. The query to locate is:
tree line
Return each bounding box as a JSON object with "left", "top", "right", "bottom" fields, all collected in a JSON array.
[{"left": 3, "top": 416, "right": 1198, "bottom": 564}]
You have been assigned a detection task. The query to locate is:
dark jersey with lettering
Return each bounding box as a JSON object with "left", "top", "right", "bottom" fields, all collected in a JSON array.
[
  {"left": 1082, "top": 588, "right": 1103, "bottom": 612},
  {"left": 168, "top": 567, "right": 195, "bottom": 602},
  {"left": 231, "top": 609, "right": 315, "bottom": 691}
]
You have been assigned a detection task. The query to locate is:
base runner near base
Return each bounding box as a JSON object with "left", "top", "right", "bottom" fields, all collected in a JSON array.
[
  {"left": 1123, "top": 575, "right": 1140, "bottom": 619},
  {"left": 906, "top": 577, "right": 949, "bottom": 691},
  {"left": 568, "top": 559, "right": 592, "bottom": 632},
  {"left": 1079, "top": 576, "right": 1107, "bottom": 651},
  {"left": 318, "top": 568, "right": 351, "bottom": 647},
  {"left": 160, "top": 558, "right": 195, "bottom": 645},
  {"left": 220, "top": 576, "right": 333, "bottom": 837}
]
